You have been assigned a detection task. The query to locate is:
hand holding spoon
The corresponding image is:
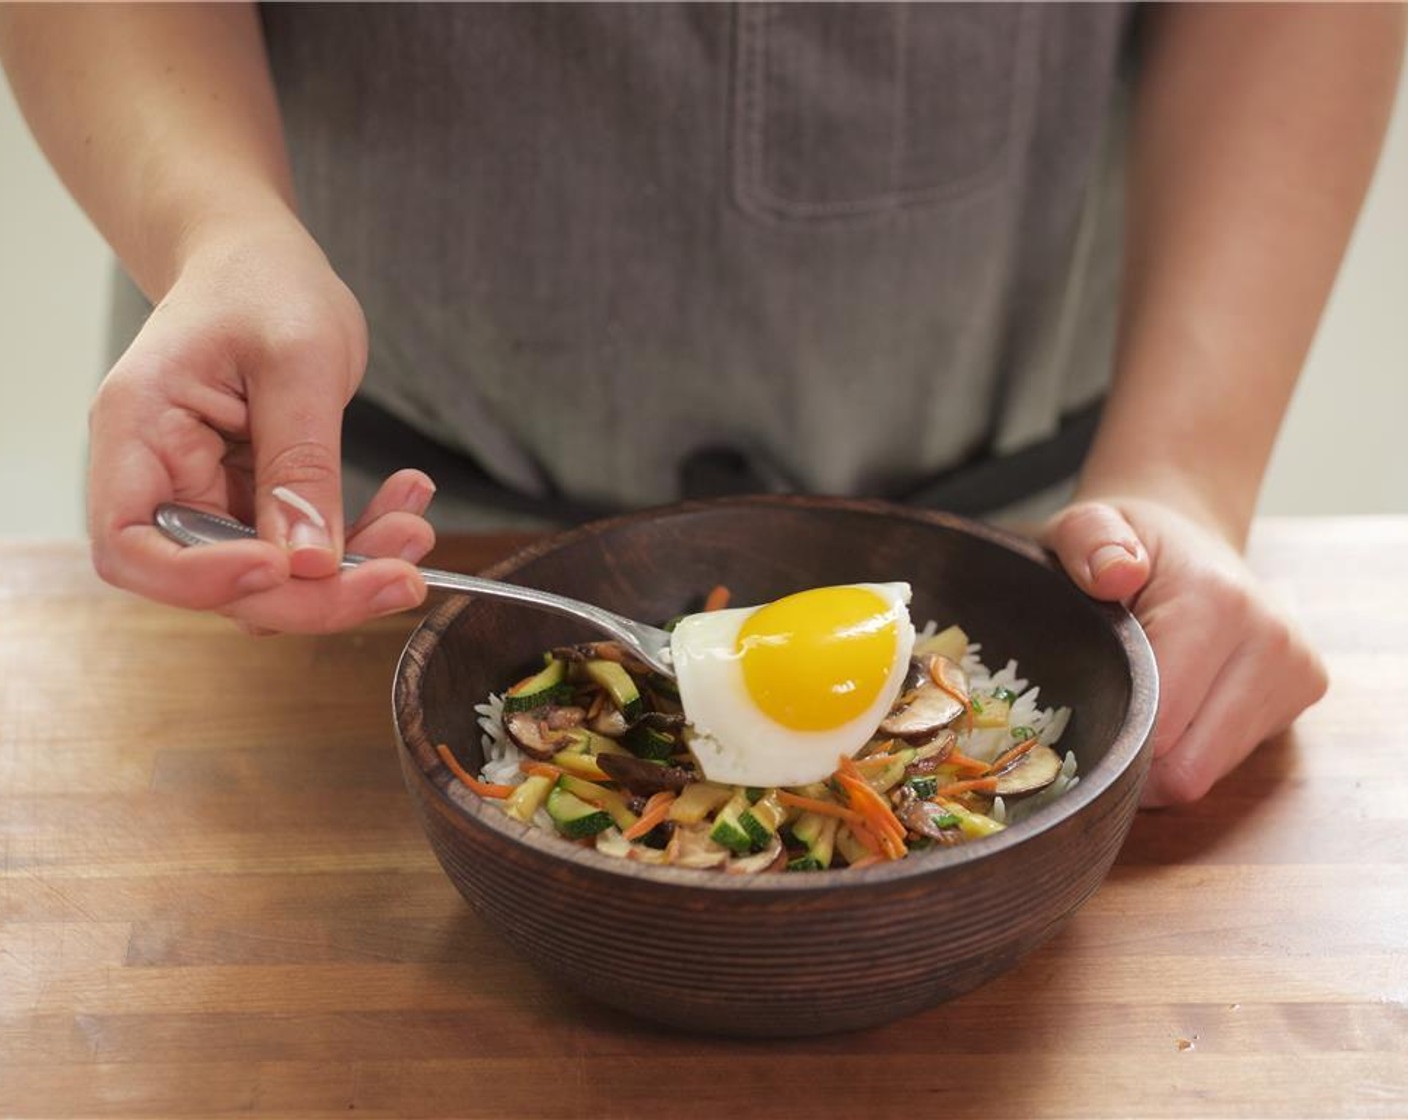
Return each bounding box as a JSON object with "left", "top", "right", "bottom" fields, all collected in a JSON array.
[{"left": 154, "top": 503, "right": 675, "bottom": 677}]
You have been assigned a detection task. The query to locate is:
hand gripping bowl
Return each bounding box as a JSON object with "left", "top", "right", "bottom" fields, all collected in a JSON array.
[{"left": 393, "top": 496, "right": 1157, "bottom": 1037}]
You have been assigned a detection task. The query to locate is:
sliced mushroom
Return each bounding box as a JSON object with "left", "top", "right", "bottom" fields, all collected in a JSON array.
[
  {"left": 879, "top": 655, "right": 966, "bottom": 740},
  {"left": 990, "top": 742, "right": 1063, "bottom": 799},
  {"left": 725, "top": 836, "right": 787, "bottom": 875},
  {"left": 893, "top": 786, "right": 965, "bottom": 845},
  {"left": 543, "top": 705, "right": 587, "bottom": 732},
  {"left": 596, "top": 753, "right": 696, "bottom": 795},
  {"left": 927, "top": 654, "right": 970, "bottom": 706},
  {"left": 630, "top": 711, "right": 686, "bottom": 733},
  {"left": 504, "top": 705, "right": 587, "bottom": 760},
  {"left": 595, "top": 827, "right": 668, "bottom": 864},
  {"left": 589, "top": 705, "right": 630, "bottom": 737},
  {"left": 666, "top": 823, "right": 731, "bottom": 870}
]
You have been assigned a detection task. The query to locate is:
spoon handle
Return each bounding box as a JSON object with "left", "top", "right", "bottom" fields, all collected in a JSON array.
[{"left": 153, "top": 503, "right": 675, "bottom": 676}]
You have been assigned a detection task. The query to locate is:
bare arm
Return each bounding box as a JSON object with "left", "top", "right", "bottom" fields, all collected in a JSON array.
[
  {"left": 1082, "top": 2, "right": 1406, "bottom": 545},
  {"left": 1044, "top": 3, "right": 1405, "bottom": 805},
  {"left": 0, "top": 4, "right": 435, "bottom": 630},
  {"left": 0, "top": 3, "right": 292, "bottom": 298}
]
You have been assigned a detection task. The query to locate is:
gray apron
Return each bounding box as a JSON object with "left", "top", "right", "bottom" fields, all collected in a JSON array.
[{"left": 113, "top": 3, "right": 1134, "bottom": 530}]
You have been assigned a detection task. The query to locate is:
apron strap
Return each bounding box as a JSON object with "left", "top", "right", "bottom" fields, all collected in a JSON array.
[{"left": 343, "top": 394, "right": 1102, "bottom": 524}]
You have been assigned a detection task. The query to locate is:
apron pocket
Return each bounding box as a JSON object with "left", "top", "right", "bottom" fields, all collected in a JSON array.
[{"left": 731, "top": 3, "right": 1035, "bottom": 222}]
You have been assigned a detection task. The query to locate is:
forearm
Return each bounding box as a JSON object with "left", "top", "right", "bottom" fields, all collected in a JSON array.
[
  {"left": 1078, "top": 3, "right": 1405, "bottom": 547},
  {"left": 0, "top": 2, "right": 296, "bottom": 300}
]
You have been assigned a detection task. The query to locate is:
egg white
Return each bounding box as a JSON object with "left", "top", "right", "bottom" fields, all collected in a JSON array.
[{"left": 668, "top": 582, "right": 916, "bottom": 787}]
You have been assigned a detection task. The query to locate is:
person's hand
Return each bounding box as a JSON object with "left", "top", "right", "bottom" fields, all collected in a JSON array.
[
  {"left": 88, "top": 216, "right": 436, "bottom": 632},
  {"left": 1041, "top": 498, "right": 1328, "bottom": 806}
]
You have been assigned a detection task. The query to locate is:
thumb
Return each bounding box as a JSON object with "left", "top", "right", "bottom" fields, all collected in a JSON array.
[
  {"left": 1041, "top": 500, "right": 1151, "bottom": 602},
  {"left": 250, "top": 358, "right": 348, "bottom": 580}
]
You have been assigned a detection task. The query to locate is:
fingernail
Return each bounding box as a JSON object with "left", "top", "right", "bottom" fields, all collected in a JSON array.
[
  {"left": 236, "top": 566, "right": 281, "bottom": 595},
  {"left": 289, "top": 519, "right": 332, "bottom": 554},
  {"left": 408, "top": 479, "right": 437, "bottom": 516},
  {"left": 369, "top": 577, "right": 420, "bottom": 615},
  {"left": 272, "top": 486, "right": 328, "bottom": 529},
  {"left": 1088, "top": 542, "right": 1137, "bottom": 582},
  {"left": 398, "top": 538, "right": 432, "bottom": 563}
]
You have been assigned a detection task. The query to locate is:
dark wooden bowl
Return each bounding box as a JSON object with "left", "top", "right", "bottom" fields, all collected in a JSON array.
[{"left": 393, "top": 496, "right": 1157, "bottom": 1037}]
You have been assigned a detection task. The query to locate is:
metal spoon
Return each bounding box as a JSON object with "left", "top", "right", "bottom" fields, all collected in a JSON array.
[{"left": 154, "top": 503, "right": 675, "bottom": 677}]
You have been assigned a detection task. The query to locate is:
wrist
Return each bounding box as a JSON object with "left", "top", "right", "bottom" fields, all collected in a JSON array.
[
  {"left": 134, "top": 171, "right": 301, "bottom": 301},
  {"left": 1072, "top": 463, "right": 1251, "bottom": 551}
]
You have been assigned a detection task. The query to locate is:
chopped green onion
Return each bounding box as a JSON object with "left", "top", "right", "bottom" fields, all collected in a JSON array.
[
  {"left": 992, "top": 687, "right": 1018, "bottom": 703},
  {"left": 1010, "top": 725, "right": 1036, "bottom": 740},
  {"left": 932, "top": 812, "right": 961, "bottom": 829},
  {"left": 970, "top": 696, "right": 985, "bottom": 714}
]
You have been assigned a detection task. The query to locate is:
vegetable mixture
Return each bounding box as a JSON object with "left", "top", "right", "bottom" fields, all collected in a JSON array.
[{"left": 438, "top": 590, "right": 1075, "bottom": 874}]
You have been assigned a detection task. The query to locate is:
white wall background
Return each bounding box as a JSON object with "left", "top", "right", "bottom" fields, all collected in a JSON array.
[{"left": 2, "top": 64, "right": 1406, "bottom": 540}]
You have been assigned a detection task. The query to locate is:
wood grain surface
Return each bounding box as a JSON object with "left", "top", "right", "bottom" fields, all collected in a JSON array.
[{"left": 2, "top": 520, "right": 1405, "bottom": 1119}]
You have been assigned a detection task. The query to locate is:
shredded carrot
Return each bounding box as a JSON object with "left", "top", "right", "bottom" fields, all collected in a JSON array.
[
  {"left": 836, "top": 773, "right": 907, "bottom": 859},
  {"left": 854, "top": 744, "right": 903, "bottom": 775},
  {"left": 844, "top": 822, "right": 885, "bottom": 857},
  {"left": 845, "top": 853, "right": 886, "bottom": 871},
  {"left": 622, "top": 791, "right": 676, "bottom": 841},
  {"left": 777, "top": 790, "right": 864, "bottom": 825},
  {"left": 836, "top": 773, "right": 902, "bottom": 835},
  {"left": 519, "top": 760, "right": 564, "bottom": 782},
  {"left": 945, "top": 749, "right": 993, "bottom": 774},
  {"left": 854, "top": 815, "right": 905, "bottom": 861},
  {"left": 437, "top": 743, "right": 516, "bottom": 798},
  {"left": 837, "top": 754, "right": 865, "bottom": 781},
  {"left": 987, "top": 737, "right": 1039, "bottom": 775},
  {"left": 703, "top": 584, "right": 732, "bottom": 612},
  {"left": 934, "top": 777, "right": 1000, "bottom": 797}
]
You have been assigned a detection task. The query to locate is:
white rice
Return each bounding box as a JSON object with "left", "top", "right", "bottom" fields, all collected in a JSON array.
[
  {"left": 474, "top": 623, "right": 1076, "bottom": 830},
  {"left": 475, "top": 691, "right": 524, "bottom": 786}
]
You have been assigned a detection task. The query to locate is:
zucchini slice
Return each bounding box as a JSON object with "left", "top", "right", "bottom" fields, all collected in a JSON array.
[
  {"left": 557, "top": 774, "right": 638, "bottom": 831},
  {"left": 667, "top": 781, "right": 734, "bottom": 824},
  {"left": 708, "top": 789, "right": 755, "bottom": 855},
  {"left": 503, "top": 773, "right": 555, "bottom": 823},
  {"left": 789, "top": 811, "right": 838, "bottom": 870},
  {"left": 623, "top": 722, "right": 677, "bottom": 762},
  {"left": 545, "top": 786, "right": 614, "bottom": 840},
  {"left": 740, "top": 790, "right": 786, "bottom": 850},
  {"left": 934, "top": 797, "right": 1006, "bottom": 840},
  {"left": 583, "top": 660, "right": 644, "bottom": 722},
  {"left": 502, "top": 657, "right": 571, "bottom": 715}
]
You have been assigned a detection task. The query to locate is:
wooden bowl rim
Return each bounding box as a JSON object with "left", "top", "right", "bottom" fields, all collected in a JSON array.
[{"left": 394, "top": 494, "right": 1158, "bottom": 893}]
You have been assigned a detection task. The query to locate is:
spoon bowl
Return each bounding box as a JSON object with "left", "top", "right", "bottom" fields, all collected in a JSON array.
[{"left": 152, "top": 502, "right": 676, "bottom": 676}]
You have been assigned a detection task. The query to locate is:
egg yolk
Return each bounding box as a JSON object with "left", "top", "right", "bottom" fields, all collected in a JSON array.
[{"left": 736, "top": 586, "right": 900, "bottom": 732}]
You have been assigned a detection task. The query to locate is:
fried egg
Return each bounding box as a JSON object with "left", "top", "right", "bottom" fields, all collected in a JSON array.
[{"left": 669, "top": 583, "right": 916, "bottom": 787}]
